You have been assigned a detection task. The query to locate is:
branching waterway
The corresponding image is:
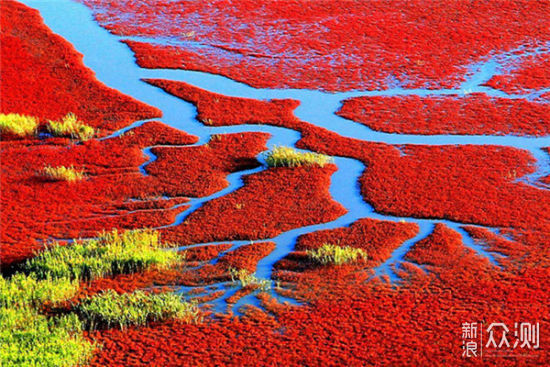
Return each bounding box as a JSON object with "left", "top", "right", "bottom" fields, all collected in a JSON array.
[{"left": 22, "top": 0, "right": 550, "bottom": 314}]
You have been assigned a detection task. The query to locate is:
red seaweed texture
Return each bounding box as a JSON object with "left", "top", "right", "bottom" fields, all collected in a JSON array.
[
  {"left": 0, "top": 120, "right": 193, "bottom": 265},
  {"left": 357, "top": 145, "right": 549, "bottom": 231},
  {"left": 274, "top": 218, "right": 419, "bottom": 275},
  {"left": 0, "top": 1, "right": 166, "bottom": 265},
  {"left": 337, "top": 93, "right": 550, "bottom": 136},
  {"left": 177, "top": 241, "right": 277, "bottom": 287},
  {"left": 107, "top": 52, "right": 549, "bottom": 365},
  {"left": 4, "top": 0, "right": 550, "bottom": 365},
  {"left": 161, "top": 165, "right": 348, "bottom": 245},
  {"left": 145, "top": 79, "right": 301, "bottom": 127},
  {"left": 0, "top": 1, "right": 161, "bottom": 132},
  {"left": 146, "top": 76, "right": 550, "bottom": 234},
  {"left": 295, "top": 218, "right": 418, "bottom": 266},
  {"left": 80, "top": 0, "right": 550, "bottom": 91},
  {"left": 87, "top": 223, "right": 550, "bottom": 366},
  {"left": 146, "top": 132, "right": 269, "bottom": 197},
  {"left": 0, "top": 2, "right": 268, "bottom": 269},
  {"left": 485, "top": 53, "right": 550, "bottom": 94},
  {"left": 543, "top": 148, "right": 550, "bottom": 185},
  {"left": 184, "top": 244, "right": 233, "bottom": 263}
]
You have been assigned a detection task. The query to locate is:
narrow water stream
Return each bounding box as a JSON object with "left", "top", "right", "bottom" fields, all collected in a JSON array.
[{"left": 21, "top": 0, "right": 550, "bottom": 313}]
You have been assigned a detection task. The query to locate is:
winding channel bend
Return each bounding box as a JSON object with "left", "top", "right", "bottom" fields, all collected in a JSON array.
[{"left": 22, "top": 0, "right": 550, "bottom": 312}]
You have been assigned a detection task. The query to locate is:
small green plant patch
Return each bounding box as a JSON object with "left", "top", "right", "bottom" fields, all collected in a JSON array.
[
  {"left": 41, "top": 165, "right": 86, "bottom": 182},
  {"left": 229, "top": 267, "right": 272, "bottom": 291},
  {"left": 0, "top": 274, "right": 93, "bottom": 367},
  {"left": 0, "top": 113, "right": 39, "bottom": 136},
  {"left": 307, "top": 243, "right": 367, "bottom": 265},
  {"left": 76, "top": 289, "right": 203, "bottom": 330},
  {"left": 0, "top": 306, "right": 95, "bottom": 367},
  {"left": 265, "top": 146, "right": 332, "bottom": 168},
  {"left": 47, "top": 113, "right": 95, "bottom": 141},
  {"left": 25, "top": 229, "right": 182, "bottom": 281},
  {"left": 1, "top": 228, "right": 193, "bottom": 366},
  {"left": 0, "top": 273, "right": 79, "bottom": 308}
]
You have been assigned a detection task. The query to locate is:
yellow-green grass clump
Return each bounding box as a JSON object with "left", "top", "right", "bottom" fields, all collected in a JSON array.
[
  {"left": 265, "top": 146, "right": 333, "bottom": 168},
  {"left": 0, "top": 273, "right": 78, "bottom": 308},
  {"left": 76, "top": 289, "right": 203, "bottom": 330},
  {"left": 307, "top": 244, "right": 367, "bottom": 265},
  {"left": 47, "top": 113, "right": 95, "bottom": 141},
  {"left": 229, "top": 267, "right": 272, "bottom": 291},
  {"left": 41, "top": 165, "right": 86, "bottom": 182},
  {"left": 0, "top": 113, "right": 39, "bottom": 136},
  {"left": 0, "top": 274, "right": 93, "bottom": 367},
  {"left": 0, "top": 307, "right": 95, "bottom": 367},
  {"left": 25, "top": 229, "right": 182, "bottom": 281},
  {"left": 1, "top": 228, "right": 188, "bottom": 366}
]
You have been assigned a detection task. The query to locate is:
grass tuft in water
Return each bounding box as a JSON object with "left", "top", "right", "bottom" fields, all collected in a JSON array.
[
  {"left": 265, "top": 146, "right": 332, "bottom": 168},
  {"left": 47, "top": 113, "right": 95, "bottom": 141},
  {"left": 25, "top": 229, "right": 182, "bottom": 281},
  {"left": 229, "top": 267, "right": 272, "bottom": 291},
  {"left": 307, "top": 244, "right": 367, "bottom": 265},
  {"left": 0, "top": 113, "right": 39, "bottom": 136},
  {"left": 76, "top": 289, "right": 203, "bottom": 330}
]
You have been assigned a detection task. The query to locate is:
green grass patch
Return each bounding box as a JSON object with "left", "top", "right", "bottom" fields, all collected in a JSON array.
[
  {"left": 0, "top": 274, "right": 93, "bottom": 366},
  {"left": 41, "top": 165, "right": 86, "bottom": 182},
  {"left": 1, "top": 229, "right": 189, "bottom": 365},
  {"left": 0, "top": 273, "right": 78, "bottom": 308},
  {"left": 265, "top": 146, "right": 332, "bottom": 168},
  {"left": 229, "top": 267, "right": 272, "bottom": 291},
  {"left": 0, "top": 113, "right": 39, "bottom": 136},
  {"left": 307, "top": 244, "right": 367, "bottom": 265},
  {"left": 47, "top": 113, "right": 95, "bottom": 141},
  {"left": 76, "top": 289, "right": 202, "bottom": 330},
  {"left": 25, "top": 229, "right": 182, "bottom": 281},
  {"left": 0, "top": 307, "right": 95, "bottom": 367}
]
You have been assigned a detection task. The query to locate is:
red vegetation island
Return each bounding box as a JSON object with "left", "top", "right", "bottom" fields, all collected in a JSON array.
[{"left": 337, "top": 93, "right": 550, "bottom": 136}]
